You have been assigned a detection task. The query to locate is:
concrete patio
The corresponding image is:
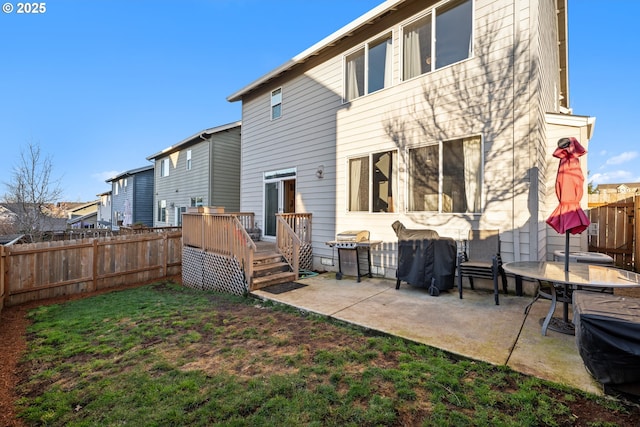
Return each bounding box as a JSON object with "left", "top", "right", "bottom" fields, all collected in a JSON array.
[{"left": 251, "top": 272, "right": 603, "bottom": 396}]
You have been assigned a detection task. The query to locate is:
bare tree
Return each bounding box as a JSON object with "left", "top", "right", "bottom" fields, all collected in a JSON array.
[{"left": 3, "top": 142, "right": 63, "bottom": 242}]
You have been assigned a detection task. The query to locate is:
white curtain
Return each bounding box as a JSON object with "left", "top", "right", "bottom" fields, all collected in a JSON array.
[
  {"left": 346, "top": 53, "right": 362, "bottom": 101},
  {"left": 349, "top": 158, "right": 362, "bottom": 211},
  {"left": 384, "top": 38, "right": 393, "bottom": 88},
  {"left": 403, "top": 26, "right": 421, "bottom": 80},
  {"left": 463, "top": 137, "right": 481, "bottom": 212}
]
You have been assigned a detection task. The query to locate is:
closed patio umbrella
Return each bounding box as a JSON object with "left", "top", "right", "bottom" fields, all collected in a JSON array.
[{"left": 546, "top": 137, "right": 590, "bottom": 272}]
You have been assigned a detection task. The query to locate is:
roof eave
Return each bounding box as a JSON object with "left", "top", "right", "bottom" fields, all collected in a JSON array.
[
  {"left": 145, "top": 120, "right": 241, "bottom": 161},
  {"left": 226, "top": 0, "right": 407, "bottom": 102}
]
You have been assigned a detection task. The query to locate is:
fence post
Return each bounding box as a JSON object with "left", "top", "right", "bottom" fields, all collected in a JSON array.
[
  {"left": 636, "top": 195, "right": 640, "bottom": 272},
  {"left": 0, "top": 245, "right": 5, "bottom": 313},
  {"left": 92, "top": 238, "right": 99, "bottom": 292},
  {"left": 163, "top": 233, "right": 168, "bottom": 278}
]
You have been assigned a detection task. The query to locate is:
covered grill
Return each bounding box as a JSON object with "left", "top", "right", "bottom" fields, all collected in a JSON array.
[
  {"left": 326, "top": 230, "right": 381, "bottom": 281},
  {"left": 392, "top": 221, "right": 457, "bottom": 296}
]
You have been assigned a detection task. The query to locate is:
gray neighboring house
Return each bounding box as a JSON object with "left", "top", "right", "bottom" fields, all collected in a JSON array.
[
  {"left": 106, "top": 165, "right": 154, "bottom": 229},
  {"left": 146, "top": 122, "right": 241, "bottom": 227}
]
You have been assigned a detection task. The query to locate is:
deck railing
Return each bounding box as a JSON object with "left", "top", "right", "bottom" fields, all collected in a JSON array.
[
  {"left": 182, "top": 211, "right": 312, "bottom": 289},
  {"left": 182, "top": 212, "right": 257, "bottom": 285},
  {"left": 276, "top": 213, "right": 313, "bottom": 277}
]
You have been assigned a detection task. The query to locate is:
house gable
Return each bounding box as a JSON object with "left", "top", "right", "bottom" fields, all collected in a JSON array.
[{"left": 147, "top": 122, "right": 241, "bottom": 226}]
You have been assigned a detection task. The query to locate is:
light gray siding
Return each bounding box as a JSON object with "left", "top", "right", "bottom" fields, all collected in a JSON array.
[
  {"left": 151, "top": 125, "right": 241, "bottom": 226},
  {"left": 235, "top": 0, "right": 591, "bottom": 276},
  {"left": 210, "top": 129, "right": 241, "bottom": 212}
]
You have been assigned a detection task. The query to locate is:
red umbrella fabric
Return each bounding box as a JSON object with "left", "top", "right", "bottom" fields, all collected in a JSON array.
[{"left": 546, "top": 137, "right": 590, "bottom": 235}]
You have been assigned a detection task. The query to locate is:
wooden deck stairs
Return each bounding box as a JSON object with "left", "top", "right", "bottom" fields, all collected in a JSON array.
[{"left": 251, "top": 250, "right": 297, "bottom": 290}]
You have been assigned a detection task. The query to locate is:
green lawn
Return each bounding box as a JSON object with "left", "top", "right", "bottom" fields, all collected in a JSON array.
[{"left": 15, "top": 282, "right": 637, "bottom": 426}]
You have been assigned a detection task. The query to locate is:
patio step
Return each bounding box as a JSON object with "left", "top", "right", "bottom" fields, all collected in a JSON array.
[
  {"left": 252, "top": 271, "right": 298, "bottom": 290},
  {"left": 251, "top": 251, "right": 296, "bottom": 290}
]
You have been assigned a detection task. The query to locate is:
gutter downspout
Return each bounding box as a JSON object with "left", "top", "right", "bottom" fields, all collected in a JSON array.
[{"left": 512, "top": 0, "right": 521, "bottom": 262}]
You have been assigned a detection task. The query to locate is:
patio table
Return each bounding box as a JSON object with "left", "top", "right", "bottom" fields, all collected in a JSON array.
[{"left": 503, "top": 261, "right": 640, "bottom": 336}]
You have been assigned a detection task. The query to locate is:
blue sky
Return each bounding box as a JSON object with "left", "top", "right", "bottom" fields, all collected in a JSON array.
[{"left": 1, "top": 0, "right": 638, "bottom": 202}]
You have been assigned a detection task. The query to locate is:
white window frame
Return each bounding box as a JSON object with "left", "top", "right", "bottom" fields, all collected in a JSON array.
[
  {"left": 158, "top": 200, "right": 167, "bottom": 222},
  {"left": 343, "top": 32, "right": 393, "bottom": 102},
  {"left": 271, "top": 88, "right": 282, "bottom": 120},
  {"left": 190, "top": 197, "right": 204, "bottom": 207},
  {"left": 161, "top": 158, "right": 170, "bottom": 177},
  {"left": 347, "top": 149, "right": 398, "bottom": 213},
  {"left": 406, "top": 135, "right": 483, "bottom": 214},
  {"left": 186, "top": 149, "right": 192, "bottom": 171},
  {"left": 401, "top": 0, "right": 473, "bottom": 81}
]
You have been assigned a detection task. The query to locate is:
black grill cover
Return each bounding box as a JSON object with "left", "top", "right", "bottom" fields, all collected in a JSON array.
[
  {"left": 573, "top": 291, "right": 640, "bottom": 395},
  {"left": 392, "top": 221, "right": 456, "bottom": 290}
]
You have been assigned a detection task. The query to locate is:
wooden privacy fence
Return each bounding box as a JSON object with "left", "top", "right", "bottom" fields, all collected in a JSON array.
[
  {"left": 587, "top": 195, "right": 639, "bottom": 271},
  {"left": 0, "top": 231, "right": 182, "bottom": 310}
]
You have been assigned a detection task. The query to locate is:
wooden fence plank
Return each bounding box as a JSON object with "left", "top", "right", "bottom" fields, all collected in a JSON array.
[
  {"left": 2, "top": 231, "right": 182, "bottom": 307},
  {"left": 588, "top": 196, "right": 636, "bottom": 270}
]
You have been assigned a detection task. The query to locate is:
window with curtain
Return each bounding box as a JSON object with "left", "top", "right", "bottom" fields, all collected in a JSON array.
[
  {"left": 402, "top": 0, "right": 472, "bottom": 80},
  {"left": 348, "top": 156, "right": 369, "bottom": 211},
  {"left": 348, "top": 150, "right": 397, "bottom": 212},
  {"left": 408, "top": 136, "right": 481, "bottom": 213},
  {"left": 403, "top": 13, "right": 432, "bottom": 80},
  {"left": 344, "top": 33, "right": 392, "bottom": 102}
]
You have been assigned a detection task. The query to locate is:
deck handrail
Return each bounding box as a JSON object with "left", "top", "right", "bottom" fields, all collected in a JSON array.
[
  {"left": 276, "top": 213, "right": 313, "bottom": 278},
  {"left": 182, "top": 212, "right": 257, "bottom": 287},
  {"left": 276, "top": 215, "right": 301, "bottom": 280}
]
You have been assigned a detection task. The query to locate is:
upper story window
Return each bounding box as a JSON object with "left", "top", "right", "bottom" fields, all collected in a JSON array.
[
  {"left": 190, "top": 197, "right": 204, "bottom": 207},
  {"left": 403, "top": 0, "right": 473, "bottom": 80},
  {"left": 408, "top": 135, "right": 481, "bottom": 213},
  {"left": 186, "top": 149, "right": 192, "bottom": 171},
  {"left": 344, "top": 33, "right": 392, "bottom": 102},
  {"left": 160, "top": 158, "right": 170, "bottom": 177},
  {"left": 348, "top": 150, "right": 397, "bottom": 213},
  {"left": 271, "top": 88, "right": 282, "bottom": 120}
]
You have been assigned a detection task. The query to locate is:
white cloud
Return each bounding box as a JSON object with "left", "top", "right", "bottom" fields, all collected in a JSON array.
[
  {"left": 603, "top": 151, "right": 638, "bottom": 166},
  {"left": 589, "top": 170, "right": 636, "bottom": 185}
]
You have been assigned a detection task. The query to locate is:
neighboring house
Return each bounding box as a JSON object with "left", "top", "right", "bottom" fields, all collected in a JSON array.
[
  {"left": 227, "top": 0, "right": 594, "bottom": 276},
  {"left": 594, "top": 183, "right": 640, "bottom": 195},
  {"left": 96, "top": 190, "right": 113, "bottom": 228},
  {"left": 0, "top": 203, "right": 68, "bottom": 241},
  {"left": 67, "top": 212, "right": 98, "bottom": 229},
  {"left": 146, "top": 122, "right": 241, "bottom": 227},
  {"left": 588, "top": 182, "right": 640, "bottom": 207},
  {"left": 66, "top": 200, "right": 99, "bottom": 229},
  {"left": 106, "top": 165, "right": 154, "bottom": 229}
]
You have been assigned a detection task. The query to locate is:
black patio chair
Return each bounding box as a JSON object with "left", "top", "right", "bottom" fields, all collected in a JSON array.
[{"left": 457, "top": 229, "right": 508, "bottom": 305}]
